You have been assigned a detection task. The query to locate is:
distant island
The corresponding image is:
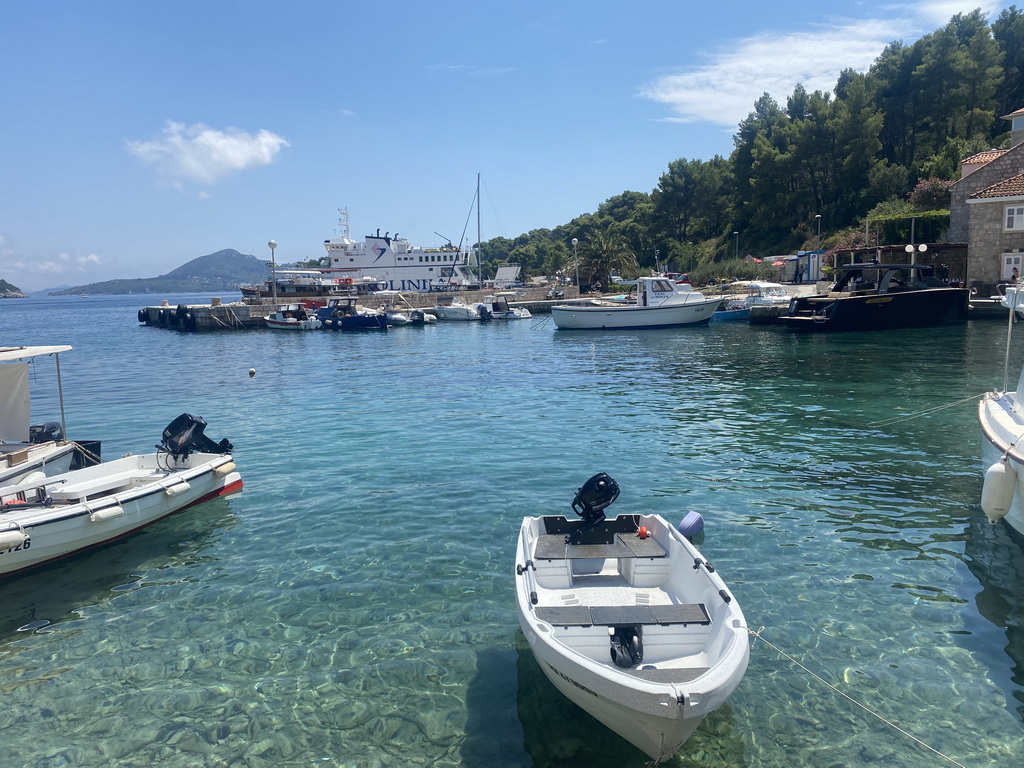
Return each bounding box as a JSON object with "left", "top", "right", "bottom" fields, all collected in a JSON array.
[
  {"left": 0, "top": 278, "right": 27, "bottom": 298},
  {"left": 46, "top": 249, "right": 270, "bottom": 296}
]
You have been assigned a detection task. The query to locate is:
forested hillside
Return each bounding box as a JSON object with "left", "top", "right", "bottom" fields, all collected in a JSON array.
[{"left": 482, "top": 7, "right": 1024, "bottom": 282}]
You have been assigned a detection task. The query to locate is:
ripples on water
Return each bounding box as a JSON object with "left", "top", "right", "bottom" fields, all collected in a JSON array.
[{"left": 1, "top": 295, "right": 1023, "bottom": 767}]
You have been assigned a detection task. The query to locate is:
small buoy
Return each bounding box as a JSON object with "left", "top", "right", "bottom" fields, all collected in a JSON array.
[
  {"left": 981, "top": 457, "right": 1016, "bottom": 523},
  {"left": 248, "top": 368, "right": 256, "bottom": 378},
  {"left": 678, "top": 511, "right": 705, "bottom": 539},
  {"left": 637, "top": 526, "right": 648, "bottom": 539}
]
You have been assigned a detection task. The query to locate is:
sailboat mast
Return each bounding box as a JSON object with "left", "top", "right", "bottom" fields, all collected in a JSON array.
[{"left": 476, "top": 172, "right": 482, "bottom": 282}]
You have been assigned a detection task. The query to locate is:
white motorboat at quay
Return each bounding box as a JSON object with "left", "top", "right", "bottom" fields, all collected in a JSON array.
[
  {"left": 264, "top": 303, "right": 322, "bottom": 330},
  {"left": 475, "top": 292, "right": 532, "bottom": 320},
  {"left": 431, "top": 297, "right": 481, "bottom": 321},
  {"left": 514, "top": 474, "right": 749, "bottom": 760},
  {"left": 0, "top": 414, "right": 242, "bottom": 577},
  {"left": 1, "top": 346, "right": 98, "bottom": 487},
  {"left": 551, "top": 277, "right": 720, "bottom": 330}
]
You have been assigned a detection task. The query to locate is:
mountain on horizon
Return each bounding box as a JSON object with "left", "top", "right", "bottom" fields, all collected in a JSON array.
[{"left": 48, "top": 249, "right": 270, "bottom": 296}]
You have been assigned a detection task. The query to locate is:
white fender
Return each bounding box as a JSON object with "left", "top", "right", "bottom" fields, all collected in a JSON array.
[{"left": 981, "top": 457, "right": 1017, "bottom": 523}]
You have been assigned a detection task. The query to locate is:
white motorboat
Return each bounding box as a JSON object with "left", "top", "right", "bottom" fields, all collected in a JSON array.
[
  {"left": 710, "top": 281, "right": 791, "bottom": 322},
  {"left": 264, "top": 303, "right": 322, "bottom": 330},
  {"left": 515, "top": 474, "right": 749, "bottom": 761},
  {"left": 431, "top": 298, "right": 481, "bottom": 321},
  {"left": 1, "top": 346, "right": 98, "bottom": 487},
  {"left": 551, "top": 277, "right": 720, "bottom": 330},
  {"left": 0, "top": 414, "right": 242, "bottom": 577},
  {"left": 476, "top": 292, "right": 532, "bottom": 320},
  {"left": 979, "top": 305, "right": 1024, "bottom": 540}
]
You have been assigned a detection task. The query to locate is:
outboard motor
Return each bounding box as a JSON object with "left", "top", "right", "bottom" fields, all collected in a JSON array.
[
  {"left": 610, "top": 625, "right": 643, "bottom": 668},
  {"left": 567, "top": 472, "right": 620, "bottom": 544},
  {"left": 159, "top": 413, "right": 233, "bottom": 458},
  {"left": 29, "top": 421, "right": 63, "bottom": 443}
]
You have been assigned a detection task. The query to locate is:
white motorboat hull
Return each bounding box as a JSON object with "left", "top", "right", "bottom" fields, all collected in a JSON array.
[
  {"left": 551, "top": 298, "right": 718, "bottom": 330},
  {"left": 265, "top": 315, "right": 322, "bottom": 330},
  {"left": 432, "top": 305, "right": 480, "bottom": 321},
  {"left": 514, "top": 512, "right": 748, "bottom": 760},
  {"left": 979, "top": 390, "right": 1024, "bottom": 538},
  {"left": 0, "top": 441, "right": 76, "bottom": 487},
  {"left": 0, "top": 452, "right": 242, "bottom": 576}
]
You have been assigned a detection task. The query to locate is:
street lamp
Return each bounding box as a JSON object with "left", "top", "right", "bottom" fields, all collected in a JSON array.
[
  {"left": 815, "top": 214, "right": 822, "bottom": 251},
  {"left": 905, "top": 242, "right": 927, "bottom": 265},
  {"left": 268, "top": 240, "right": 278, "bottom": 304},
  {"left": 571, "top": 238, "right": 579, "bottom": 293},
  {"left": 732, "top": 231, "right": 739, "bottom": 259}
]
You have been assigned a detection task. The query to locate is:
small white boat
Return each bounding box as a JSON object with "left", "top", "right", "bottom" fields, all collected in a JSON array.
[
  {"left": 431, "top": 298, "right": 481, "bottom": 321},
  {"left": 264, "top": 303, "right": 322, "bottom": 330},
  {"left": 515, "top": 474, "right": 749, "bottom": 760},
  {"left": 476, "top": 292, "right": 532, "bottom": 320},
  {"left": 1, "top": 346, "right": 98, "bottom": 487},
  {"left": 710, "top": 281, "right": 791, "bottom": 322},
  {"left": 551, "top": 277, "right": 720, "bottom": 330},
  {"left": 0, "top": 414, "right": 242, "bottom": 577}
]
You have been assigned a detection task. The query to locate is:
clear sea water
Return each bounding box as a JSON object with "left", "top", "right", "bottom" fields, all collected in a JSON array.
[{"left": 2, "top": 294, "right": 1023, "bottom": 768}]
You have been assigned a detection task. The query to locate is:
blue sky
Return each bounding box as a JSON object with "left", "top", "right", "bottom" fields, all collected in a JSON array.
[{"left": 0, "top": 0, "right": 1011, "bottom": 291}]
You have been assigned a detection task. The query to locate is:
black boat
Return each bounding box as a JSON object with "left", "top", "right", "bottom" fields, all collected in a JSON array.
[{"left": 783, "top": 263, "right": 970, "bottom": 332}]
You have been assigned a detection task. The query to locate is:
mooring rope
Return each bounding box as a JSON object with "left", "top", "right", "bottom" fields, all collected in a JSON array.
[
  {"left": 748, "top": 627, "right": 967, "bottom": 767},
  {"left": 865, "top": 392, "right": 988, "bottom": 428}
]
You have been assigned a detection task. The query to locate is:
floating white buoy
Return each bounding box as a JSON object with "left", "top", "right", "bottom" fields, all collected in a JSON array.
[
  {"left": 249, "top": 368, "right": 256, "bottom": 378},
  {"left": 981, "top": 457, "right": 1016, "bottom": 523}
]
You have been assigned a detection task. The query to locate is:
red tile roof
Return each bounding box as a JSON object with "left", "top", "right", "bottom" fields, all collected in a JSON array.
[
  {"left": 962, "top": 149, "right": 1007, "bottom": 165},
  {"left": 970, "top": 172, "right": 1024, "bottom": 199},
  {"left": 1003, "top": 107, "right": 1024, "bottom": 119}
]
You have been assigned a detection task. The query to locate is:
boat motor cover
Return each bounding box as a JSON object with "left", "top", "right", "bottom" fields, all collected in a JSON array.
[
  {"left": 29, "top": 421, "right": 63, "bottom": 443},
  {"left": 161, "top": 413, "right": 233, "bottom": 456},
  {"left": 572, "top": 473, "right": 620, "bottom": 521}
]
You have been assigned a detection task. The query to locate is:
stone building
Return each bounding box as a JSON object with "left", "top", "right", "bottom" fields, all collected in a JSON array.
[{"left": 950, "top": 108, "right": 1024, "bottom": 292}]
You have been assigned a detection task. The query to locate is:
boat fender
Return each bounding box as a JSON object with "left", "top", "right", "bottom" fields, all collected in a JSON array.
[
  {"left": 0, "top": 524, "right": 29, "bottom": 549},
  {"left": 719, "top": 588, "right": 732, "bottom": 604},
  {"left": 214, "top": 461, "right": 237, "bottom": 476},
  {"left": 981, "top": 456, "right": 1017, "bottom": 523},
  {"left": 138, "top": 309, "right": 147, "bottom": 323},
  {"left": 184, "top": 312, "right": 196, "bottom": 331},
  {"left": 678, "top": 511, "right": 704, "bottom": 539}
]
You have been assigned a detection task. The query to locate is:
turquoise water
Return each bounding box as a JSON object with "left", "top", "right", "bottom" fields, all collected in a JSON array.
[{"left": 1, "top": 294, "right": 1023, "bottom": 768}]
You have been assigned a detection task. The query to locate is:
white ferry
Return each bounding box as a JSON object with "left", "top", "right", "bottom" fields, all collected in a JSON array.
[{"left": 322, "top": 209, "right": 480, "bottom": 293}]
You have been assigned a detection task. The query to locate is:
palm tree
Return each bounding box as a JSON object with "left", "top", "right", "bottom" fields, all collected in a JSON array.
[{"left": 580, "top": 230, "right": 640, "bottom": 290}]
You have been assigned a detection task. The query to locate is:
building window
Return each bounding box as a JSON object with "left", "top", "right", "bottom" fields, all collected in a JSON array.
[{"left": 1007, "top": 205, "right": 1024, "bottom": 230}]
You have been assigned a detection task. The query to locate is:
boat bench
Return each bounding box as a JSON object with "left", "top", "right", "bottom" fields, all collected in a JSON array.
[
  {"left": 534, "top": 603, "right": 709, "bottom": 627},
  {"left": 48, "top": 470, "right": 151, "bottom": 502}
]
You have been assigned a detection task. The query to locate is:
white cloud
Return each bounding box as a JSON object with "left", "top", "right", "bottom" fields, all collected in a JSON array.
[
  {"left": 127, "top": 121, "right": 290, "bottom": 184},
  {"left": 640, "top": 1, "right": 1007, "bottom": 128}
]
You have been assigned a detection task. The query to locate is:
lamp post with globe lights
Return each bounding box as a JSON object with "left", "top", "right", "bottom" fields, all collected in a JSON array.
[
  {"left": 268, "top": 240, "right": 278, "bottom": 304},
  {"left": 571, "top": 238, "right": 579, "bottom": 294}
]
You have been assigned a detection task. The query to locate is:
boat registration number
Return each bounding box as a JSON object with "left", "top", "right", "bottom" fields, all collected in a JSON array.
[
  {"left": 0, "top": 539, "right": 31, "bottom": 555},
  {"left": 547, "top": 662, "right": 597, "bottom": 697}
]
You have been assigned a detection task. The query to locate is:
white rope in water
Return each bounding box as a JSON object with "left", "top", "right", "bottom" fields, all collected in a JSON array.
[
  {"left": 748, "top": 627, "right": 967, "bottom": 768},
  {"left": 866, "top": 392, "right": 988, "bottom": 428}
]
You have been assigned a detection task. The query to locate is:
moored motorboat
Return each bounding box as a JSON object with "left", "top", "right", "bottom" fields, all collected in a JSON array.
[
  {"left": 551, "top": 277, "right": 719, "bottom": 330},
  {"left": 1, "top": 346, "right": 100, "bottom": 486},
  {"left": 315, "top": 297, "right": 388, "bottom": 330},
  {"left": 0, "top": 414, "right": 241, "bottom": 577},
  {"left": 431, "top": 297, "right": 481, "bottom": 321},
  {"left": 475, "top": 292, "right": 532, "bottom": 320},
  {"left": 264, "top": 303, "right": 322, "bottom": 330},
  {"left": 784, "top": 263, "right": 969, "bottom": 332},
  {"left": 514, "top": 474, "right": 749, "bottom": 760},
  {"left": 979, "top": 310, "right": 1024, "bottom": 541},
  {"left": 710, "top": 281, "right": 791, "bottom": 322}
]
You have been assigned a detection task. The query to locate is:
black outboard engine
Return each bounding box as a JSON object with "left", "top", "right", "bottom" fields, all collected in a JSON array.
[
  {"left": 159, "top": 413, "right": 233, "bottom": 458},
  {"left": 567, "top": 472, "right": 620, "bottom": 544},
  {"left": 610, "top": 625, "right": 643, "bottom": 668},
  {"left": 29, "top": 421, "right": 63, "bottom": 443}
]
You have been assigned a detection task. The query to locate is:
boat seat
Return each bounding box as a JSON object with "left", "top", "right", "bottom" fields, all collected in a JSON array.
[
  {"left": 535, "top": 533, "right": 666, "bottom": 560},
  {"left": 48, "top": 470, "right": 151, "bottom": 501},
  {"left": 534, "top": 603, "right": 710, "bottom": 627}
]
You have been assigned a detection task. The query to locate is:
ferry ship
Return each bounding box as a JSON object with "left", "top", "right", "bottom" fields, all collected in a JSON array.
[{"left": 322, "top": 209, "right": 480, "bottom": 293}]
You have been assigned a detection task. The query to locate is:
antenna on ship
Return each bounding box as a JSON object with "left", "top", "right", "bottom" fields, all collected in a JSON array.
[{"left": 336, "top": 208, "right": 350, "bottom": 243}]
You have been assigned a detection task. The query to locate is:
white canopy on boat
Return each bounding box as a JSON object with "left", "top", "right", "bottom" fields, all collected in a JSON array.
[{"left": 0, "top": 346, "right": 71, "bottom": 441}]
